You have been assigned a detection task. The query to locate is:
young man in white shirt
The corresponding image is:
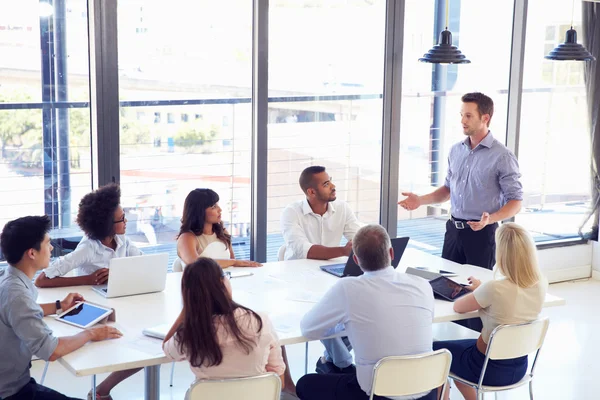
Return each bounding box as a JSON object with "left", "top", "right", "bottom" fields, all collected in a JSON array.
[
  {"left": 280, "top": 166, "right": 363, "bottom": 374},
  {"left": 296, "top": 224, "right": 436, "bottom": 400}
]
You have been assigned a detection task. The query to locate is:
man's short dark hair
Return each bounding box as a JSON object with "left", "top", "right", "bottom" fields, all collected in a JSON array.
[
  {"left": 1, "top": 215, "right": 52, "bottom": 265},
  {"left": 352, "top": 224, "right": 392, "bottom": 272},
  {"left": 76, "top": 184, "right": 121, "bottom": 240},
  {"left": 461, "top": 92, "right": 494, "bottom": 126},
  {"left": 299, "top": 166, "right": 326, "bottom": 193}
]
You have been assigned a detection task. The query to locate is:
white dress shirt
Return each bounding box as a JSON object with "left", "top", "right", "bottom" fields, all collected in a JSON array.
[
  {"left": 43, "top": 235, "right": 143, "bottom": 278},
  {"left": 300, "top": 267, "right": 435, "bottom": 399},
  {"left": 280, "top": 199, "right": 362, "bottom": 260}
]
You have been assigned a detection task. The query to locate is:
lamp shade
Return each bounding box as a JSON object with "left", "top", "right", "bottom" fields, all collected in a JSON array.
[
  {"left": 419, "top": 29, "right": 471, "bottom": 64},
  {"left": 545, "top": 28, "right": 595, "bottom": 61}
]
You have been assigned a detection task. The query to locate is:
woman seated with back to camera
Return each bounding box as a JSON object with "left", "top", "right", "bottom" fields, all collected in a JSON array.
[
  {"left": 176, "top": 188, "right": 261, "bottom": 268},
  {"left": 433, "top": 222, "right": 548, "bottom": 400},
  {"left": 162, "top": 258, "right": 286, "bottom": 385}
]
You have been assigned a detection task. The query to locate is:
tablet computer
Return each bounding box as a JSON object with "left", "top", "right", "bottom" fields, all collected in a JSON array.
[
  {"left": 429, "top": 276, "right": 469, "bottom": 302},
  {"left": 55, "top": 302, "right": 113, "bottom": 329}
]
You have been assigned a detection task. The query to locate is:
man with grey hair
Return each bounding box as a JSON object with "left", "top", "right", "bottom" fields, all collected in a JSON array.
[{"left": 297, "top": 224, "right": 436, "bottom": 400}]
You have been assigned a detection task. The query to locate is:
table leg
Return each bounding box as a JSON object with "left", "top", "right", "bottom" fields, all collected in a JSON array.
[
  {"left": 304, "top": 342, "right": 309, "bottom": 375},
  {"left": 144, "top": 365, "right": 160, "bottom": 400},
  {"left": 91, "top": 375, "right": 96, "bottom": 399}
]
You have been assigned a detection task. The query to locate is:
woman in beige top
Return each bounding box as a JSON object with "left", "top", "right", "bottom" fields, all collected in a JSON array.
[
  {"left": 177, "top": 188, "right": 261, "bottom": 268},
  {"left": 433, "top": 223, "right": 548, "bottom": 400}
]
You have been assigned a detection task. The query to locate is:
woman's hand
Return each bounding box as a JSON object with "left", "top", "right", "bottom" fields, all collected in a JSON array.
[
  {"left": 234, "top": 260, "right": 263, "bottom": 268},
  {"left": 465, "top": 276, "right": 481, "bottom": 291},
  {"left": 163, "top": 308, "right": 185, "bottom": 345}
]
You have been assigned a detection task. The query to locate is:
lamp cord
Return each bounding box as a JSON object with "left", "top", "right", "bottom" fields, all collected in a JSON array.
[
  {"left": 445, "top": 0, "right": 450, "bottom": 30},
  {"left": 570, "top": 0, "right": 575, "bottom": 29}
]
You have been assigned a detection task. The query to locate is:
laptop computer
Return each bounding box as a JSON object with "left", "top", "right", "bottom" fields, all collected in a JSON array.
[
  {"left": 92, "top": 253, "right": 169, "bottom": 298},
  {"left": 320, "top": 237, "right": 410, "bottom": 278}
]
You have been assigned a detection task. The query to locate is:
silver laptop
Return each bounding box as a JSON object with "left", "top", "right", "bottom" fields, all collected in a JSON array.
[{"left": 92, "top": 253, "right": 169, "bottom": 298}]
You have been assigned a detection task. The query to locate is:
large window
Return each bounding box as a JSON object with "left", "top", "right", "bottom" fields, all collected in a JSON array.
[
  {"left": 0, "top": 0, "right": 92, "bottom": 253},
  {"left": 397, "top": 0, "right": 515, "bottom": 255},
  {"left": 515, "top": 0, "right": 592, "bottom": 240},
  {"left": 0, "top": 1, "right": 592, "bottom": 267},
  {"left": 117, "top": 0, "right": 253, "bottom": 264},
  {"left": 266, "top": 0, "right": 386, "bottom": 261}
]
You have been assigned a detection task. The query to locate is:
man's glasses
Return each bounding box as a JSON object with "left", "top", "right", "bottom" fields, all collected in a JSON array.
[{"left": 113, "top": 215, "right": 126, "bottom": 224}]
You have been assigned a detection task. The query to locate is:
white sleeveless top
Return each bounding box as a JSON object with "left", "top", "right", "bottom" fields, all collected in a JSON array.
[{"left": 196, "top": 233, "right": 231, "bottom": 260}]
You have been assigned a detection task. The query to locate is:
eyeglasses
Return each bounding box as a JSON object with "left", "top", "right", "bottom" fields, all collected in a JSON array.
[
  {"left": 222, "top": 271, "right": 231, "bottom": 280},
  {"left": 113, "top": 215, "right": 126, "bottom": 224}
]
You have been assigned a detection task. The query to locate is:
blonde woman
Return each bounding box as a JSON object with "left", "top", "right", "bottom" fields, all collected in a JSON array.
[{"left": 433, "top": 223, "right": 548, "bottom": 400}]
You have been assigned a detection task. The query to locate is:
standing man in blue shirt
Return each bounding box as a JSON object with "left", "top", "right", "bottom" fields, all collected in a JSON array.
[
  {"left": 399, "top": 92, "right": 523, "bottom": 271},
  {"left": 0, "top": 215, "right": 122, "bottom": 400}
]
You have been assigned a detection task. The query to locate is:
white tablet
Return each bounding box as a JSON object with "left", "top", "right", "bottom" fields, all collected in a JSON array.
[
  {"left": 230, "top": 271, "right": 253, "bottom": 279},
  {"left": 55, "top": 302, "right": 113, "bottom": 329}
]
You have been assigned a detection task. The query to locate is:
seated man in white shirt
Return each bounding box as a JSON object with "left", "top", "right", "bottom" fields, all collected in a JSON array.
[
  {"left": 296, "top": 224, "right": 436, "bottom": 400},
  {"left": 281, "top": 166, "right": 363, "bottom": 374}
]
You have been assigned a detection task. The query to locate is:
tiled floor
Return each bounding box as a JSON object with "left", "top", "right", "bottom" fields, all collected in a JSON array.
[{"left": 31, "top": 278, "right": 598, "bottom": 400}]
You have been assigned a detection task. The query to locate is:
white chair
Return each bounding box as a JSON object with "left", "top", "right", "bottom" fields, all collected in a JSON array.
[
  {"left": 370, "top": 349, "right": 452, "bottom": 400},
  {"left": 185, "top": 373, "right": 281, "bottom": 400},
  {"left": 277, "top": 245, "right": 286, "bottom": 261},
  {"left": 172, "top": 257, "right": 184, "bottom": 272},
  {"left": 449, "top": 317, "right": 550, "bottom": 400}
]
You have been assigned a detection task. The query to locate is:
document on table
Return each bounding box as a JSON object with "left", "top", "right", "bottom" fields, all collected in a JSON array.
[
  {"left": 285, "top": 290, "right": 321, "bottom": 304},
  {"left": 111, "top": 322, "right": 164, "bottom": 356}
]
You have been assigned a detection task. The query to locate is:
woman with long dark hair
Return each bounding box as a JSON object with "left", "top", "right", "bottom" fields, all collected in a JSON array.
[
  {"left": 176, "top": 188, "right": 260, "bottom": 268},
  {"left": 162, "top": 258, "right": 286, "bottom": 383}
]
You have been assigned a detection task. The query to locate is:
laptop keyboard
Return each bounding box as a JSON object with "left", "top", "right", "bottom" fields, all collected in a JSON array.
[{"left": 330, "top": 267, "right": 345, "bottom": 275}]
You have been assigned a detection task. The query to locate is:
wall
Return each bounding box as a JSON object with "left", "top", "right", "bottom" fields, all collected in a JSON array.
[
  {"left": 592, "top": 240, "right": 600, "bottom": 279},
  {"left": 540, "top": 242, "right": 592, "bottom": 283}
]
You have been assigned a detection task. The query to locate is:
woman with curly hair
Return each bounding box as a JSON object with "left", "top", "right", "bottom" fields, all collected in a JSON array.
[
  {"left": 35, "top": 183, "right": 142, "bottom": 288},
  {"left": 35, "top": 184, "right": 146, "bottom": 400},
  {"left": 176, "top": 188, "right": 261, "bottom": 268}
]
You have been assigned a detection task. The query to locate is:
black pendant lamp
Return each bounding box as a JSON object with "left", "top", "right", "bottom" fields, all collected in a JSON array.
[
  {"left": 419, "top": 0, "right": 470, "bottom": 64},
  {"left": 545, "top": 28, "right": 595, "bottom": 61},
  {"left": 545, "top": 0, "right": 595, "bottom": 61}
]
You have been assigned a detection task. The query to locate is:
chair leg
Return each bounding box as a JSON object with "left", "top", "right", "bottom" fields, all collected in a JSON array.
[
  {"left": 494, "top": 392, "right": 498, "bottom": 400},
  {"left": 40, "top": 361, "right": 49, "bottom": 385},
  {"left": 170, "top": 361, "right": 175, "bottom": 387},
  {"left": 529, "top": 380, "right": 534, "bottom": 400}
]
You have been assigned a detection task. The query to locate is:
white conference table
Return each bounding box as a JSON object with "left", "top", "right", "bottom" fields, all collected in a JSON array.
[{"left": 37, "top": 248, "right": 566, "bottom": 400}]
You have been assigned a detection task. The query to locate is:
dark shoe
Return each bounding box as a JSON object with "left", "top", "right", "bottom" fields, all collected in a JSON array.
[
  {"left": 315, "top": 358, "right": 357, "bottom": 374},
  {"left": 315, "top": 358, "right": 338, "bottom": 374},
  {"left": 338, "top": 364, "right": 356, "bottom": 374}
]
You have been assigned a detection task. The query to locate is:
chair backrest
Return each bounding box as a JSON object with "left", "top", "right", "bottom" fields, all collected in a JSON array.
[
  {"left": 371, "top": 349, "right": 452, "bottom": 398},
  {"left": 486, "top": 317, "right": 550, "bottom": 360},
  {"left": 185, "top": 373, "right": 281, "bottom": 400},
  {"left": 172, "top": 257, "right": 184, "bottom": 272},
  {"left": 277, "top": 245, "right": 286, "bottom": 261}
]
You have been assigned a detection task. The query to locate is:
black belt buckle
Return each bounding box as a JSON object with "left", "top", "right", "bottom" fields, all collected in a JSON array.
[{"left": 453, "top": 220, "right": 466, "bottom": 230}]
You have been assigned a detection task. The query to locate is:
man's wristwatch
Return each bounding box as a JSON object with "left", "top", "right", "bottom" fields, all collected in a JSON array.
[{"left": 55, "top": 300, "right": 62, "bottom": 315}]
